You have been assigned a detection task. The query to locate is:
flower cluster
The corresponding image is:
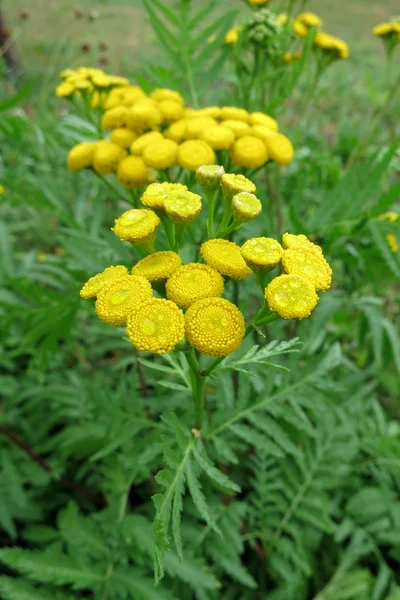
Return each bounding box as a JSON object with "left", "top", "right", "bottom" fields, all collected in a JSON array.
[
  {"left": 56, "top": 67, "right": 129, "bottom": 100},
  {"left": 373, "top": 17, "right": 400, "bottom": 55}
]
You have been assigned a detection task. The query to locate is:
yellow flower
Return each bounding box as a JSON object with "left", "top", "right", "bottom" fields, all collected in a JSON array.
[
  {"left": 230, "top": 135, "right": 268, "bottom": 168},
  {"left": 225, "top": 24, "right": 240, "bottom": 45},
  {"left": 276, "top": 13, "right": 288, "bottom": 26},
  {"left": 379, "top": 211, "right": 399, "bottom": 222},
  {"left": 164, "top": 119, "right": 188, "bottom": 142},
  {"left": 196, "top": 164, "right": 225, "bottom": 191},
  {"left": 314, "top": 32, "right": 349, "bottom": 59},
  {"left": 241, "top": 237, "right": 283, "bottom": 270},
  {"left": 283, "top": 51, "right": 302, "bottom": 62},
  {"left": 249, "top": 112, "right": 279, "bottom": 131},
  {"left": 150, "top": 88, "right": 184, "bottom": 105},
  {"left": 56, "top": 81, "right": 75, "bottom": 97},
  {"left": 101, "top": 106, "right": 129, "bottom": 130},
  {"left": 282, "top": 247, "right": 332, "bottom": 291},
  {"left": 132, "top": 251, "right": 182, "bottom": 282},
  {"left": 142, "top": 139, "right": 179, "bottom": 170},
  {"left": 112, "top": 209, "right": 160, "bottom": 247},
  {"left": 158, "top": 100, "right": 184, "bottom": 124},
  {"left": 163, "top": 190, "right": 202, "bottom": 224},
  {"left": 200, "top": 125, "right": 235, "bottom": 150},
  {"left": 293, "top": 20, "right": 308, "bottom": 37},
  {"left": 198, "top": 106, "right": 221, "bottom": 119},
  {"left": 118, "top": 85, "right": 147, "bottom": 106},
  {"left": 373, "top": 22, "right": 400, "bottom": 37},
  {"left": 296, "top": 12, "right": 322, "bottom": 29},
  {"left": 80, "top": 265, "right": 129, "bottom": 299},
  {"left": 126, "top": 297, "right": 185, "bottom": 354},
  {"left": 185, "top": 297, "right": 245, "bottom": 357},
  {"left": 67, "top": 142, "right": 97, "bottom": 171},
  {"left": 248, "top": 0, "right": 269, "bottom": 5},
  {"left": 282, "top": 232, "right": 322, "bottom": 254},
  {"left": 140, "top": 182, "right": 187, "bottom": 211},
  {"left": 265, "top": 274, "right": 319, "bottom": 320},
  {"left": 131, "top": 131, "right": 164, "bottom": 156},
  {"left": 126, "top": 100, "right": 162, "bottom": 131},
  {"left": 184, "top": 117, "right": 218, "bottom": 139},
  {"left": 92, "top": 142, "right": 127, "bottom": 174},
  {"left": 220, "top": 107, "right": 249, "bottom": 122},
  {"left": 251, "top": 125, "right": 279, "bottom": 143},
  {"left": 95, "top": 275, "right": 153, "bottom": 325},
  {"left": 111, "top": 128, "right": 138, "bottom": 148},
  {"left": 166, "top": 263, "right": 224, "bottom": 308},
  {"left": 231, "top": 192, "right": 262, "bottom": 223},
  {"left": 265, "top": 134, "right": 294, "bottom": 165},
  {"left": 74, "top": 79, "right": 93, "bottom": 92},
  {"left": 0, "top": 185, "right": 5, "bottom": 195},
  {"left": 386, "top": 233, "right": 399, "bottom": 253},
  {"left": 117, "top": 156, "right": 149, "bottom": 188},
  {"left": 222, "top": 120, "right": 252, "bottom": 138},
  {"left": 221, "top": 173, "right": 256, "bottom": 199},
  {"left": 60, "top": 68, "right": 76, "bottom": 78},
  {"left": 177, "top": 140, "right": 215, "bottom": 172},
  {"left": 201, "top": 238, "right": 252, "bottom": 280}
]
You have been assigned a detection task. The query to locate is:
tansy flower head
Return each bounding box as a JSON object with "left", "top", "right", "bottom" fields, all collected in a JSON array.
[
  {"left": 386, "top": 233, "right": 399, "bottom": 253},
  {"left": 251, "top": 125, "right": 279, "bottom": 142},
  {"left": 220, "top": 107, "right": 249, "bottom": 122},
  {"left": 117, "top": 156, "right": 149, "bottom": 188},
  {"left": 163, "top": 190, "right": 202, "bottom": 224},
  {"left": 277, "top": 13, "right": 288, "bottom": 26},
  {"left": 185, "top": 297, "right": 245, "bottom": 357},
  {"left": 379, "top": 211, "right": 399, "bottom": 222},
  {"left": 112, "top": 209, "right": 160, "bottom": 248},
  {"left": 225, "top": 24, "right": 240, "bottom": 44},
  {"left": 230, "top": 135, "right": 268, "bottom": 168},
  {"left": 232, "top": 192, "right": 262, "bottom": 222},
  {"left": 67, "top": 142, "right": 97, "bottom": 171},
  {"left": 265, "top": 274, "right": 319, "bottom": 319},
  {"left": 158, "top": 100, "right": 184, "bottom": 124},
  {"left": 177, "top": 140, "right": 215, "bottom": 172},
  {"left": 92, "top": 142, "right": 127, "bottom": 174},
  {"left": 196, "top": 164, "right": 225, "bottom": 191},
  {"left": 118, "top": 85, "right": 147, "bottom": 106},
  {"left": 126, "top": 298, "right": 185, "bottom": 354},
  {"left": 131, "top": 131, "right": 164, "bottom": 156},
  {"left": 241, "top": 237, "right": 283, "bottom": 270},
  {"left": 166, "top": 263, "right": 224, "bottom": 308},
  {"left": 249, "top": 112, "right": 279, "bottom": 131},
  {"left": 126, "top": 100, "right": 162, "bottom": 131},
  {"left": 296, "top": 12, "right": 322, "bottom": 29},
  {"left": 200, "top": 125, "right": 235, "bottom": 150},
  {"left": 111, "top": 128, "right": 138, "bottom": 148},
  {"left": 184, "top": 117, "right": 218, "bottom": 139},
  {"left": 150, "top": 88, "right": 184, "bottom": 105},
  {"left": 0, "top": 185, "right": 5, "bottom": 195},
  {"left": 265, "top": 134, "right": 294, "bottom": 165},
  {"left": 80, "top": 265, "right": 129, "bottom": 299},
  {"left": 222, "top": 120, "right": 251, "bottom": 138},
  {"left": 95, "top": 275, "right": 153, "bottom": 325},
  {"left": 101, "top": 106, "right": 129, "bottom": 130},
  {"left": 142, "top": 138, "right": 178, "bottom": 170},
  {"left": 197, "top": 106, "right": 222, "bottom": 119},
  {"left": 132, "top": 251, "right": 182, "bottom": 282},
  {"left": 282, "top": 247, "right": 332, "bottom": 291},
  {"left": 221, "top": 173, "right": 256, "bottom": 199},
  {"left": 282, "top": 232, "right": 322, "bottom": 254},
  {"left": 140, "top": 181, "right": 188, "bottom": 211},
  {"left": 373, "top": 22, "right": 400, "bottom": 37},
  {"left": 201, "top": 239, "right": 252, "bottom": 280},
  {"left": 165, "top": 119, "right": 188, "bottom": 142},
  {"left": 56, "top": 81, "right": 75, "bottom": 97}
]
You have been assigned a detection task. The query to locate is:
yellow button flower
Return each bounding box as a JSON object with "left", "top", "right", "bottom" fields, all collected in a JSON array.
[
  {"left": 265, "top": 274, "right": 319, "bottom": 320},
  {"left": 118, "top": 85, "right": 147, "bottom": 106},
  {"left": 142, "top": 139, "right": 179, "bottom": 170},
  {"left": 248, "top": 0, "right": 270, "bottom": 4},
  {"left": 232, "top": 192, "right": 262, "bottom": 222},
  {"left": 92, "top": 142, "right": 127, "bottom": 174},
  {"left": 0, "top": 185, "right": 5, "bottom": 195},
  {"left": 184, "top": 117, "right": 218, "bottom": 139},
  {"left": 177, "top": 140, "right": 216, "bottom": 172},
  {"left": 373, "top": 22, "right": 400, "bottom": 37},
  {"left": 101, "top": 106, "right": 129, "bottom": 130},
  {"left": 200, "top": 125, "right": 235, "bottom": 150},
  {"left": 95, "top": 275, "right": 153, "bottom": 325},
  {"left": 131, "top": 131, "right": 164, "bottom": 156},
  {"left": 140, "top": 182, "right": 188, "bottom": 211},
  {"left": 220, "top": 107, "right": 249, "bottom": 122},
  {"left": 293, "top": 20, "right": 308, "bottom": 37},
  {"left": 67, "top": 142, "right": 97, "bottom": 171},
  {"left": 163, "top": 190, "right": 202, "bottom": 224},
  {"left": 282, "top": 232, "right": 322, "bottom": 255},
  {"left": 221, "top": 173, "right": 256, "bottom": 199},
  {"left": 222, "top": 120, "right": 251, "bottom": 138},
  {"left": 241, "top": 237, "right": 283, "bottom": 270},
  {"left": 379, "top": 211, "right": 399, "bottom": 222},
  {"left": 277, "top": 13, "right": 288, "bottom": 26},
  {"left": 166, "top": 263, "right": 224, "bottom": 308},
  {"left": 132, "top": 251, "right": 182, "bottom": 282},
  {"left": 150, "top": 88, "right": 184, "bottom": 105},
  {"left": 111, "top": 128, "right": 138, "bottom": 149},
  {"left": 126, "top": 100, "right": 162, "bottom": 131},
  {"left": 201, "top": 239, "right": 252, "bottom": 280},
  {"left": 230, "top": 135, "right": 268, "bottom": 168},
  {"left": 196, "top": 164, "right": 225, "bottom": 191},
  {"left": 265, "top": 134, "right": 294, "bottom": 165},
  {"left": 296, "top": 12, "right": 322, "bottom": 28},
  {"left": 198, "top": 106, "right": 221, "bottom": 119},
  {"left": 224, "top": 24, "right": 240, "bottom": 45},
  {"left": 386, "top": 233, "right": 399, "bottom": 253},
  {"left": 117, "top": 156, "right": 149, "bottom": 188},
  {"left": 282, "top": 247, "right": 332, "bottom": 291},
  {"left": 126, "top": 298, "right": 185, "bottom": 354},
  {"left": 56, "top": 81, "right": 75, "bottom": 97},
  {"left": 249, "top": 112, "right": 279, "bottom": 131},
  {"left": 158, "top": 100, "right": 184, "bottom": 124},
  {"left": 251, "top": 125, "right": 279, "bottom": 142},
  {"left": 80, "top": 265, "right": 129, "bottom": 299},
  {"left": 112, "top": 209, "right": 160, "bottom": 245},
  {"left": 185, "top": 297, "right": 245, "bottom": 357},
  {"left": 164, "top": 119, "right": 188, "bottom": 142}
]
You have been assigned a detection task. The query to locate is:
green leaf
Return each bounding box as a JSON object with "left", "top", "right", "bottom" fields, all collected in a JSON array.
[
  {"left": 0, "top": 576, "right": 75, "bottom": 600},
  {"left": 193, "top": 440, "right": 240, "bottom": 494},
  {"left": 186, "top": 457, "right": 221, "bottom": 534}
]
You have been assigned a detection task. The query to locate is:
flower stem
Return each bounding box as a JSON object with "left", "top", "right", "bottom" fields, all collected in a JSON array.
[
  {"left": 185, "top": 347, "right": 206, "bottom": 430},
  {"left": 206, "top": 189, "right": 217, "bottom": 237}
]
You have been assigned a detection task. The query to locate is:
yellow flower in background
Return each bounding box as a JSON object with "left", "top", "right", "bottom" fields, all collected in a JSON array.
[
  {"left": 101, "top": 106, "right": 129, "bottom": 130},
  {"left": 314, "top": 32, "right": 349, "bottom": 59},
  {"left": 92, "top": 142, "right": 127, "bottom": 174},
  {"left": 265, "top": 134, "right": 294, "bottom": 165},
  {"left": 373, "top": 22, "right": 400, "bottom": 37},
  {"left": 126, "top": 298, "right": 185, "bottom": 354},
  {"left": 198, "top": 106, "right": 222, "bottom": 119},
  {"left": 116, "top": 156, "right": 149, "bottom": 188},
  {"left": 56, "top": 81, "right": 75, "bottom": 97},
  {"left": 163, "top": 190, "right": 202, "bottom": 224},
  {"left": 67, "top": 142, "right": 97, "bottom": 171},
  {"left": 201, "top": 238, "right": 252, "bottom": 280},
  {"left": 284, "top": 51, "right": 302, "bottom": 63},
  {"left": 282, "top": 247, "right": 332, "bottom": 291},
  {"left": 230, "top": 135, "right": 268, "bottom": 168},
  {"left": 293, "top": 21, "right": 308, "bottom": 37},
  {"left": 221, "top": 173, "right": 256, "bottom": 198},
  {"left": 282, "top": 232, "right": 322, "bottom": 254},
  {"left": 265, "top": 274, "right": 319, "bottom": 320},
  {"left": 131, "top": 131, "right": 164, "bottom": 156},
  {"left": 132, "top": 251, "right": 182, "bottom": 282},
  {"left": 249, "top": 112, "right": 279, "bottom": 131},
  {"left": 142, "top": 139, "right": 179, "bottom": 170},
  {"left": 251, "top": 125, "right": 279, "bottom": 143},
  {"left": 112, "top": 209, "right": 160, "bottom": 246},
  {"left": 379, "top": 211, "right": 399, "bottom": 222},
  {"left": 296, "top": 12, "right": 322, "bottom": 29},
  {"left": 0, "top": 185, "right": 5, "bottom": 195},
  {"left": 220, "top": 107, "right": 249, "bottom": 122},
  {"left": 164, "top": 119, "right": 188, "bottom": 143},
  {"left": 158, "top": 99, "right": 184, "bottom": 124},
  {"left": 80, "top": 265, "right": 129, "bottom": 299},
  {"left": 95, "top": 275, "right": 153, "bottom": 325},
  {"left": 185, "top": 297, "right": 245, "bottom": 357},
  {"left": 184, "top": 117, "right": 218, "bottom": 139},
  {"left": 386, "top": 233, "right": 399, "bottom": 253},
  {"left": 222, "top": 120, "right": 252, "bottom": 138},
  {"left": 177, "top": 140, "right": 215, "bottom": 171},
  {"left": 276, "top": 13, "right": 288, "bottom": 26},
  {"left": 232, "top": 192, "right": 262, "bottom": 222},
  {"left": 248, "top": 0, "right": 270, "bottom": 5},
  {"left": 200, "top": 125, "right": 235, "bottom": 150},
  {"left": 150, "top": 88, "right": 184, "bottom": 106},
  {"left": 126, "top": 100, "right": 162, "bottom": 131},
  {"left": 166, "top": 263, "right": 224, "bottom": 308},
  {"left": 241, "top": 237, "right": 283, "bottom": 270},
  {"left": 111, "top": 128, "right": 138, "bottom": 149},
  {"left": 224, "top": 24, "right": 240, "bottom": 45}
]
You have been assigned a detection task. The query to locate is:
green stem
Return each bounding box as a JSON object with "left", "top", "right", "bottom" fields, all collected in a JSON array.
[
  {"left": 207, "top": 189, "right": 217, "bottom": 238},
  {"left": 174, "top": 223, "right": 187, "bottom": 251},
  {"left": 185, "top": 347, "right": 206, "bottom": 430},
  {"left": 160, "top": 215, "right": 176, "bottom": 249}
]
